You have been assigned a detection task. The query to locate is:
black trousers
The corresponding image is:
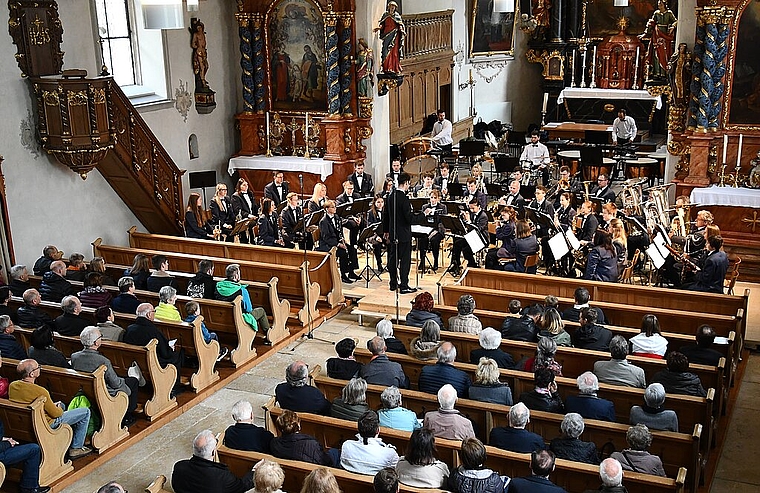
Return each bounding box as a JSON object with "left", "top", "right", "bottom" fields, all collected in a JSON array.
[
  {"left": 418, "top": 234, "right": 442, "bottom": 270},
  {"left": 388, "top": 240, "right": 412, "bottom": 289},
  {"left": 451, "top": 237, "right": 476, "bottom": 267},
  {"left": 335, "top": 245, "right": 358, "bottom": 275},
  {"left": 124, "top": 376, "right": 139, "bottom": 418}
]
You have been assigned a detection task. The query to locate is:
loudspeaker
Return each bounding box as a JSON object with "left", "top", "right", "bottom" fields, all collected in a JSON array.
[{"left": 189, "top": 171, "right": 216, "bottom": 189}]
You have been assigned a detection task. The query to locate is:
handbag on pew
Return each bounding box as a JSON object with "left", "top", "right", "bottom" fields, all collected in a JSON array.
[{"left": 128, "top": 361, "right": 147, "bottom": 387}]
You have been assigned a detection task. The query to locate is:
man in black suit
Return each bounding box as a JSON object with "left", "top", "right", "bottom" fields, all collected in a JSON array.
[
  {"left": 489, "top": 402, "right": 545, "bottom": 453},
  {"left": 679, "top": 324, "right": 724, "bottom": 366},
  {"left": 500, "top": 180, "right": 524, "bottom": 208},
  {"left": 576, "top": 201, "right": 599, "bottom": 243},
  {"left": 433, "top": 162, "right": 455, "bottom": 198},
  {"left": 509, "top": 450, "right": 567, "bottom": 493},
  {"left": 463, "top": 178, "right": 487, "bottom": 210},
  {"left": 317, "top": 200, "right": 360, "bottom": 283},
  {"left": 223, "top": 400, "right": 274, "bottom": 452},
  {"left": 336, "top": 181, "right": 364, "bottom": 247},
  {"left": 348, "top": 162, "right": 374, "bottom": 198},
  {"left": 124, "top": 303, "right": 183, "bottom": 372},
  {"left": 172, "top": 430, "right": 252, "bottom": 493},
  {"left": 592, "top": 174, "right": 616, "bottom": 203},
  {"left": 281, "top": 192, "right": 307, "bottom": 249},
  {"left": 450, "top": 197, "right": 489, "bottom": 272},
  {"left": 263, "top": 171, "right": 289, "bottom": 207},
  {"left": 54, "top": 296, "right": 90, "bottom": 336},
  {"left": 685, "top": 234, "right": 728, "bottom": 293},
  {"left": 385, "top": 159, "right": 403, "bottom": 188},
  {"left": 561, "top": 287, "right": 607, "bottom": 325},
  {"left": 382, "top": 172, "right": 416, "bottom": 293}
]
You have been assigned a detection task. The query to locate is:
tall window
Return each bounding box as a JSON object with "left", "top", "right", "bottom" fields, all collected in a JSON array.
[{"left": 94, "top": 0, "right": 138, "bottom": 87}]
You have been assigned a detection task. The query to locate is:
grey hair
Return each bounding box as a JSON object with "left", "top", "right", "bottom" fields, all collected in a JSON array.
[
  {"left": 626, "top": 424, "right": 653, "bottom": 451},
  {"left": 285, "top": 361, "right": 309, "bottom": 387},
  {"left": 643, "top": 383, "right": 666, "bottom": 408},
  {"left": 561, "top": 413, "right": 585, "bottom": 438},
  {"left": 9, "top": 264, "right": 27, "bottom": 280},
  {"left": 80, "top": 326, "right": 101, "bottom": 347},
  {"left": 420, "top": 320, "right": 440, "bottom": 343},
  {"left": 231, "top": 400, "right": 253, "bottom": 422},
  {"left": 437, "top": 384, "right": 457, "bottom": 410},
  {"left": 509, "top": 402, "right": 530, "bottom": 428},
  {"left": 341, "top": 377, "right": 368, "bottom": 406},
  {"left": 376, "top": 318, "right": 394, "bottom": 338},
  {"left": 577, "top": 371, "right": 599, "bottom": 394},
  {"left": 136, "top": 303, "right": 154, "bottom": 317},
  {"left": 159, "top": 285, "right": 177, "bottom": 303},
  {"left": 479, "top": 327, "right": 501, "bottom": 350},
  {"left": 0, "top": 315, "right": 11, "bottom": 334},
  {"left": 96, "top": 483, "right": 124, "bottom": 493},
  {"left": 474, "top": 357, "right": 500, "bottom": 385},
  {"left": 61, "top": 295, "right": 79, "bottom": 314},
  {"left": 535, "top": 337, "right": 557, "bottom": 368},
  {"left": 225, "top": 263, "right": 241, "bottom": 280},
  {"left": 600, "top": 458, "right": 624, "bottom": 487},
  {"left": 609, "top": 335, "right": 629, "bottom": 360},
  {"left": 457, "top": 294, "right": 476, "bottom": 315},
  {"left": 192, "top": 429, "right": 217, "bottom": 460},
  {"left": 380, "top": 386, "right": 402, "bottom": 409},
  {"left": 437, "top": 342, "right": 456, "bottom": 363}
]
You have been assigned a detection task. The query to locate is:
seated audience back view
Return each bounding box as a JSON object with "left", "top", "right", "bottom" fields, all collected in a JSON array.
[
  {"left": 593, "top": 335, "right": 646, "bottom": 388},
  {"left": 340, "top": 410, "right": 399, "bottom": 475},
  {"left": 171, "top": 429, "right": 253, "bottom": 493},
  {"left": 679, "top": 324, "right": 724, "bottom": 367},
  {"left": 275, "top": 360, "right": 331, "bottom": 415},
  {"left": 223, "top": 399, "right": 274, "bottom": 452},
  {"left": 489, "top": 402, "right": 545, "bottom": 454},
  {"left": 422, "top": 384, "right": 475, "bottom": 441},
  {"left": 360, "top": 336, "right": 410, "bottom": 389},
  {"left": 39, "top": 261, "right": 75, "bottom": 303},
  {"left": 581, "top": 458, "right": 626, "bottom": 493},
  {"left": 54, "top": 295, "right": 90, "bottom": 337},
  {"left": 508, "top": 449, "right": 567, "bottom": 493},
  {"left": 16, "top": 289, "right": 53, "bottom": 329},
  {"left": 565, "top": 371, "right": 616, "bottom": 422},
  {"left": 562, "top": 287, "right": 607, "bottom": 324},
  {"left": 629, "top": 383, "right": 679, "bottom": 432},
  {"left": 418, "top": 342, "right": 471, "bottom": 398}
]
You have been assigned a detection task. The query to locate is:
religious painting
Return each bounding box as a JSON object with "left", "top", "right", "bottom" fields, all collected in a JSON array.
[
  {"left": 267, "top": 0, "right": 326, "bottom": 112},
  {"left": 469, "top": 0, "right": 516, "bottom": 58},
  {"left": 728, "top": 0, "right": 760, "bottom": 126},
  {"left": 588, "top": 0, "right": 671, "bottom": 37}
]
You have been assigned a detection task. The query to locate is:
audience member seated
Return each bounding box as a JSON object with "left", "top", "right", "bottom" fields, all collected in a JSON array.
[
  {"left": 54, "top": 295, "right": 90, "bottom": 336},
  {"left": 341, "top": 410, "right": 399, "bottom": 475},
  {"left": 360, "top": 336, "right": 410, "bottom": 389},
  {"left": 154, "top": 286, "right": 182, "bottom": 322},
  {"left": 501, "top": 304, "right": 542, "bottom": 342},
  {"left": 651, "top": 351, "right": 707, "bottom": 397},
  {"left": 508, "top": 299, "right": 522, "bottom": 315},
  {"left": 182, "top": 300, "right": 227, "bottom": 363},
  {"left": 215, "top": 264, "right": 271, "bottom": 336},
  {"left": 470, "top": 327, "right": 515, "bottom": 369},
  {"left": 305, "top": 468, "right": 341, "bottom": 493},
  {"left": 489, "top": 402, "right": 545, "bottom": 453},
  {"left": 270, "top": 410, "right": 334, "bottom": 466},
  {"left": 423, "top": 384, "right": 475, "bottom": 441},
  {"left": 331, "top": 377, "right": 370, "bottom": 421},
  {"left": 9, "top": 264, "right": 31, "bottom": 297},
  {"left": 326, "top": 337, "right": 362, "bottom": 379},
  {"left": 565, "top": 372, "right": 615, "bottom": 422},
  {"left": 549, "top": 413, "right": 600, "bottom": 465},
  {"left": 502, "top": 220, "right": 539, "bottom": 274},
  {"left": 146, "top": 255, "right": 178, "bottom": 293},
  {"left": 250, "top": 459, "right": 285, "bottom": 493},
  {"left": 223, "top": 400, "right": 273, "bottom": 453},
  {"left": 0, "top": 287, "right": 15, "bottom": 324},
  {"left": 396, "top": 428, "right": 450, "bottom": 489},
  {"left": 88, "top": 257, "right": 116, "bottom": 287},
  {"left": 9, "top": 359, "right": 92, "bottom": 459},
  {"left": 610, "top": 424, "right": 666, "bottom": 477},
  {"left": 171, "top": 429, "right": 253, "bottom": 493},
  {"left": 275, "top": 361, "right": 331, "bottom": 416},
  {"left": 375, "top": 319, "right": 407, "bottom": 355},
  {"left": 469, "top": 357, "right": 513, "bottom": 405},
  {"left": 419, "top": 342, "right": 471, "bottom": 398},
  {"left": 523, "top": 337, "right": 563, "bottom": 376},
  {"left": 71, "top": 326, "right": 138, "bottom": 427},
  {"left": 537, "top": 308, "right": 572, "bottom": 347},
  {"left": 77, "top": 272, "right": 113, "bottom": 309},
  {"left": 405, "top": 292, "right": 444, "bottom": 329},
  {"left": 186, "top": 259, "right": 216, "bottom": 299},
  {"left": 124, "top": 303, "right": 184, "bottom": 389},
  {"left": 447, "top": 438, "right": 510, "bottom": 493},
  {"left": 582, "top": 458, "right": 626, "bottom": 493},
  {"left": 593, "top": 335, "right": 646, "bottom": 388},
  {"left": 33, "top": 245, "right": 62, "bottom": 276},
  {"left": 562, "top": 287, "right": 607, "bottom": 324},
  {"left": 409, "top": 320, "right": 442, "bottom": 361},
  {"left": 28, "top": 324, "right": 68, "bottom": 368},
  {"left": 374, "top": 467, "right": 399, "bottom": 493},
  {"left": 97, "top": 482, "right": 126, "bottom": 493},
  {"left": 95, "top": 306, "right": 125, "bottom": 342},
  {"left": 39, "top": 261, "right": 76, "bottom": 303},
  {"left": 447, "top": 295, "right": 482, "bottom": 335},
  {"left": 125, "top": 254, "right": 151, "bottom": 291},
  {"left": 572, "top": 308, "right": 613, "bottom": 351},
  {"left": 679, "top": 324, "right": 723, "bottom": 367},
  {"left": 629, "top": 383, "right": 679, "bottom": 432},
  {"left": 0, "top": 417, "right": 50, "bottom": 493},
  {"left": 630, "top": 314, "right": 668, "bottom": 359},
  {"left": 508, "top": 450, "right": 567, "bottom": 493},
  {"left": 584, "top": 231, "right": 619, "bottom": 282},
  {"left": 0, "top": 315, "right": 27, "bottom": 361},
  {"left": 519, "top": 368, "right": 565, "bottom": 414},
  {"left": 377, "top": 386, "right": 420, "bottom": 432},
  {"left": 111, "top": 277, "right": 141, "bottom": 315},
  {"left": 16, "top": 289, "right": 53, "bottom": 329}
]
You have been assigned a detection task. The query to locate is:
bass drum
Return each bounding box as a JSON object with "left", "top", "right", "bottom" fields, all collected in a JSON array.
[
  {"left": 400, "top": 137, "right": 433, "bottom": 163},
  {"left": 405, "top": 155, "right": 438, "bottom": 185}
]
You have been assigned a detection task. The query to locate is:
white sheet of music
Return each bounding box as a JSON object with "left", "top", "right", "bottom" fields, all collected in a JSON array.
[
  {"left": 411, "top": 225, "right": 434, "bottom": 235},
  {"left": 465, "top": 230, "right": 487, "bottom": 253},
  {"left": 565, "top": 230, "right": 582, "bottom": 251},
  {"left": 549, "top": 232, "right": 570, "bottom": 259},
  {"left": 647, "top": 243, "right": 667, "bottom": 269}
]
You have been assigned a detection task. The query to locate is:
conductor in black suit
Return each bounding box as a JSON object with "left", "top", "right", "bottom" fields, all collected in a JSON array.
[
  {"left": 382, "top": 172, "right": 417, "bottom": 294},
  {"left": 348, "top": 162, "right": 375, "bottom": 198},
  {"left": 263, "top": 171, "right": 289, "bottom": 207}
]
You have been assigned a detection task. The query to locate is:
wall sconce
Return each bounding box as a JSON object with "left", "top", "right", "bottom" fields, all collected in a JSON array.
[
  {"left": 142, "top": 0, "right": 184, "bottom": 30},
  {"left": 494, "top": 0, "right": 515, "bottom": 13}
]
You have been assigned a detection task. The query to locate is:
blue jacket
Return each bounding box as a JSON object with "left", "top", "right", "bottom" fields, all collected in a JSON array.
[
  {"left": 378, "top": 406, "right": 421, "bottom": 432},
  {"left": 360, "top": 355, "right": 410, "bottom": 389},
  {"left": 418, "top": 362, "right": 471, "bottom": 398},
  {"left": 489, "top": 426, "right": 545, "bottom": 453},
  {"left": 508, "top": 475, "right": 567, "bottom": 493},
  {"left": 565, "top": 394, "right": 616, "bottom": 422}
]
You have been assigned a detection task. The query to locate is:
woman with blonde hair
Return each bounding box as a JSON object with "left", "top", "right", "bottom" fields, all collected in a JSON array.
[
  {"left": 252, "top": 459, "right": 285, "bottom": 493},
  {"left": 308, "top": 183, "right": 328, "bottom": 213},
  {"left": 210, "top": 182, "right": 236, "bottom": 241},
  {"left": 538, "top": 307, "right": 572, "bottom": 347},
  {"left": 300, "top": 468, "right": 341, "bottom": 493},
  {"left": 185, "top": 192, "right": 213, "bottom": 239},
  {"left": 609, "top": 217, "right": 628, "bottom": 273},
  {"left": 469, "top": 357, "right": 513, "bottom": 405}
]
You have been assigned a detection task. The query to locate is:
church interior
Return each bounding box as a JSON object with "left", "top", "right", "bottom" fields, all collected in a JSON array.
[{"left": 0, "top": 0, "right": 759, "bottom": 492}]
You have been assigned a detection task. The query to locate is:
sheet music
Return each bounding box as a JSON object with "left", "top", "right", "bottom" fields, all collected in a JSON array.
[
  {"left": 464, "top": 230, "right": 487, "bottom": 253},
  {"left": 548, "top": 232, "right": 570, "bottom": 259},
  {"left": 653, "top": 233, "right": 671, "bottom": 259},
  {"left": 565, "top": 230, "right": 581, "bottom": 250},
  {"left": 411, "top": 225, "right": 434, "bottom": 235},
  {"left": 647, "top": 243, "right": 666, "bottom": 269}
]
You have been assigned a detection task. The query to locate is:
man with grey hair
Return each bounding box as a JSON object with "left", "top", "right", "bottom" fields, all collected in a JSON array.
[
  {"left": 124, "top": 303, "right": 184, "bottom": 389},
  {"left": 0, "top": 314, "right": 27, "bottom": 360},
  {"left": 565, "top": 371, "right": 616, "bottom": 422},
  {"left": 71, "top": 326, "right": 138, "bottom": 427},
  {"left": 489, "top": 402, "right": 545, "bottom": 453},
  {"left": 8, "top": 264, "right": 30, "bottom": 297},
  {"left": 594, "top": 335, "right": 646, "bottom": 388},
  {"left": 172, "top": 429, "right": 253, "bottom": 493},
  {"left": 469, "top": 327, "right": 515, "bottom": 368},
  {"left": 33, "top": 245, "right": 62, "bottom": 276},
  {"left": 39, "top": 260, "right": 75, "bottom": 303},
  {"left": 422, "top": 384, "right": 475, "bottom": 440},
  {"left": 378, "top": 386, "right": 420, "bottom": 432},
  {"left": 274, "top": 360, "right": 331, "bottom": 415},
  {"left": 223, "top": 399, "right": 273, "bottom": 452},
  {"left": 215, "top": 263, "right": 270, "bottom": 340},
  {"left": 376, "top": 318, "right": 407, "bottom": 355},
  {"left": 610, "top": 424, "right": 666, "bottom": 476},
  {"left": 360, "top": 336, "right": 410, "bottom": 389},
  {"left": 54, "top": 295, "right": 89, "bottom": 336},
  {"left": 629, "top": 383, "right": 679, "bottom": 432},
  {"left": 96, "top": 482, "right": 126, "bottom": 493},
  {"left": 418, "top": 342, "right": 471, "bottom": 397},
  {"left": 16, "top": 289, "right": 53, "bottom": 329},
  {"left": 582, "top": 458, "right": 625, "bottom": 493},
  {"left": 111, "top": 277, "right": 140, "bottom": 315},
  {"left": 549, "top": 413, "right": 599, "bottom": 465}
]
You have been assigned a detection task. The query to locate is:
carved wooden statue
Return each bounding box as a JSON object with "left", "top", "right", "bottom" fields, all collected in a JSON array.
[
  {"left": 190, "top": 18, "right": 216, "bottom": 113},
  {"left": 640, "top": 0, "right": 677, "bottom": 83},
  {"left": 375, "top": 1, "right": 405, "bottom": 75}
]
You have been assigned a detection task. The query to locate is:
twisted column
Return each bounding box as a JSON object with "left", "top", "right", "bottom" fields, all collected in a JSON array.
[
  {"left": 252, "top": 14, "right": 266, "bottom": 112},
  {"left": 339, "top": 14, "right": 354, "bottom": 117},
  {"left": 236, "top": 13, "right": 255, "bottom": 113},
  {"left": 325, "top": 13, "right": 341, "bottom": 115}
]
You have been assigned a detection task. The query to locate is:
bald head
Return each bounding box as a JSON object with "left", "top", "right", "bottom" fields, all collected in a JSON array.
[
  {"left": 50, "top": 260, "right": 66, "bottom": 275},
  {"left": 600, "top": 458, "right": 624, "bottom": 487},
  {"left": 17, "top": 359, "right": 38, "bottom": 379},
  {"left": 136, "top": 303, "right": 155, "bottom": 318}
]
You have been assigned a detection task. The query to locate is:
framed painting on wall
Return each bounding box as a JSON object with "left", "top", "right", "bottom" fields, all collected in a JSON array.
[
  {"left": 727, "top": 0, "right": 760, "bottom": 127},
  {"left": 587, "top": 0, "right": 670, "bottom": 37},
  {"left": 267, "top": 0, "right": 327, "bottom": 112},
  {"left": 469, "top": 0, "right": 516, "bottom": 58}
]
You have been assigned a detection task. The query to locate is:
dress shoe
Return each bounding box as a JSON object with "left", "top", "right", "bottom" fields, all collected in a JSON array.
[
  {"left": 20, "top": 487, "right": 51, "bottom": 493},
  {"left": 68, "top": 446, "right": 93, "bottom": 459},
  {"left": 341, "top": 275, "right": 354, "bottom": 283},
  {"left": 389, "top": 285, "right": 398, "bottom": 291},
  {"left": 349, "top": 272, "right": 362, "bottom": 281},
  {"left": 399, "top": 287, "right": 417, "bottom": 294}
]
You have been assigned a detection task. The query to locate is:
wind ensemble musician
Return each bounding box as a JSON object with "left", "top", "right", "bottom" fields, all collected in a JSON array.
[
  {"left": 257, "top": 198, "right": 285, "bottom": 247},
  {"left": 418, "top": 189, "right": 447, "bottom": 273},
  {"left": 449, "top": 197, "right": 489, "bottom": 272},
  {"left": 550, "top": 166, "right": 577, "bottom": 208},
  {"left": 413, "top": 173, "right": 439, "bottom": 198},
  {"left": 519, "top": 130, "right": 551, "bottom": 185},
  {"left": 434, "top": 163, "right": 456, "bottom": 198},
  {"left": 499, "top": 180, "right": 524, "bottom": 208},
  {"left": 430, "top": 109, "right": 453, "bottom": 154},
  {"left": 554, "top": 192, "right": 577, "bottom": 232},
  {"left": 185, "top": 193, "right": 214, "bottom": 239},
  {"left": 666, "top": 212, "right": 717, "bottom": 286},
  {"left": 503, "top": 220, "right": 539, "bottom": 273},
  {"left": 282, "top": 192, "right": 308, "bottom": 249},
  {"left": 470, "top": 163, "right": 488, "bottom": 194},
  {"left": 684, "top": 234, "right": 728, "bottom": 293},
  {"left": 463, "top": 177, "right": 488, "bottom": 210},
  {"left": 336, "top": 180, "right": 364, "bottom": 247},
  {"left": 348, "top": 162, "right": 375, "bottom": 198},
  {"left": 318, "top": 200, "right": 360, "bottom": 283},
  {"left": 575, "top": 201, "right": 599, "bottom": 244},
  {"left": 366, "top": 194, "right": 386, "bottom": 272},
  {"left": 584, "top": 230, "right": 619, "bottom": 282},
  {"left": 386, "top": 159, "right": 403, "bottom": 188},
  {"left": 307, "top": 183, "right": 328, "bottom": 213},
  {"left": 210, "top": 182, "right": 236, "bottom": 242},
  {"left": 485, "top": 206, "right": 517, "bottom": 270},
  {"left": 528, "top": 185, "right": 556, "bottom": 269},
  {"left": 231, "top": 178, "right": 259, "bottom": 244},
  {"left": 592, "top": 174, "right": 616, "bottom": 203},
  {"left": 263, "top": 171, "right": 289, "bottom": 207}
]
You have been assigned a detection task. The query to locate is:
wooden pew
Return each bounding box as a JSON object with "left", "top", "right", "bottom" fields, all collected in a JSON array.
[
  {"left": 0, "top": 397, "right": 73, "bottom": 485},
  {"left": 2, "top": 358, "right": 129, "bottom": 452},
  {"left": 93, "top": 239, "right": 320, "bottom": 325},
  {"left": 145, "top": 475, "right": 172, "bottom": 493}
]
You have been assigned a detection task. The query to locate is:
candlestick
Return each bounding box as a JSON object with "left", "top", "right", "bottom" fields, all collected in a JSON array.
[
  {"left": 571, "top": 50, "right": 577, "bottom": 88},
  {"left": 304, "top": 112, "right": 310, "bottom": 159},
  {"left": 580, "top": 49, "right": 588, "bottom": 88},
  {"left": 719, "top": 162, "right": 728, "bottom": 187},
  {"left": 542, "top": 93, "right": 548, "bottom": 113},
  {"left": 632, "top": 47, "right": 640, "bottom": 90},
  {"left": 722, "top": 134, "right": 728, "bottom": 164},
  {"left": 265, "top": 111, "right": 272, "bottom": 157},
  {"left": 590, "top": 46, "right": 597, "bottom": 88}
]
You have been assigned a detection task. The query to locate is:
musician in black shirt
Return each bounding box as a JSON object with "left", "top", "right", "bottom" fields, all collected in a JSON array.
[
  {"left": 282, "top": 192, "right": 308, "bottom": 250},
  {"left": 366, "top": 194, "right": 386, "bottom": 272},
  {"left": 577, "top": 201, "right": 599, "bottom": 243},
  {"left": 418, "top": 190, "right": 447, "bottom": 273},
  {"left": 318, "top": 200, "right": 360, "bottom": 283},
  {"left": 450, "top": 197, "right": 489, "bottom": 271},
  {"left": 336, "top": 180, "right": 364, "bottom": 247},
  {"left": 348, "top": 162, "right": 375, "bottom": 198},
  {"left": 463, "top": 177, "right": 488, "bottom": 209}
]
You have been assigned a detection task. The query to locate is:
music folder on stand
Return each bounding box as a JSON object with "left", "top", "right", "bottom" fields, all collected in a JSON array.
[
  {"left": 230, "top": 217, "right": 255, "bottom": 240},
  {"left": 440, "top": 215, "right": 468, "bottom": 279},
  {"left": 358, "top": 223, "right": 383, "bottom": 287}
]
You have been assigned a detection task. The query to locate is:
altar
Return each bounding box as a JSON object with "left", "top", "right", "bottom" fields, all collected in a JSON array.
[
  {"left": 557, "top": 88, "right": 662, "bottom": 110},
  {"left": 228, "top": 155, "right": 334, "bottom": 181},
  {"left": 228, "top": 154, "right": 344, "bottom": 196}
]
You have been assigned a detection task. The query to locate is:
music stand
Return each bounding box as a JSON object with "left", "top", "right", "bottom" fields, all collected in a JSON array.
[
  {"left": 337, "top": 197, "right": 371, "bottom": 219},
  {"left": 229, "top": 217, "right": 255, "bottom": 241},
  {"left": 524, "top": 207, "right": 556, "bottom": 237},
  {"left": 494, "top": 155, "right": 520, "bottom": 174},
  {"left": 458, "top": 139, "right": 486, "bottom": 157},
  {"left": 443, "top": 201, "right": 468, "bottom": 215},
  {"left": 584, "top": 130, "right": 610, "bottom": 145},
  {"left": 358, "top": 223, "right": 383, "bottom": 287},
  {"left": 276, "top": 202, "right": 288, "bottom": 214},
  {"left": 486, "top": 183, "right": 503, "bottom": 198},
  {"left": 447, "top": 182, "right": 465, "bottom": 198},
  {"left": 409, "top": 197, "right": 428, "bottom": 212}
]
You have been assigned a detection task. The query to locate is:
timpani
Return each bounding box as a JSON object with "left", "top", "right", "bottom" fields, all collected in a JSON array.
[
  {"left": 583, "top": 158, "right": 616, "bottom": 182},
  {"left": 400, "top": 137, "right": 432, "bottom": 163},
  {"left": 625, "top": 157, "right": 658, "bottom": 179},
  {"left": 649, "top": 153, "right": 668, "bottom": 185},
  {"left": 557, "top": 150, "right": 581, "bottom": 176}
]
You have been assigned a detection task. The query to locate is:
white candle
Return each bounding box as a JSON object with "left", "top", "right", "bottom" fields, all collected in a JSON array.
[
  {"left": 633, "top": 47, "right": 640, "bottom": 87},
  {"left": 305, "top": 112, "right": 310, "bottom": 157},
  {"left": 265, "top": 111, "right": 270, "bottom": 153},
  {"left": 542, "top": 93, "right": 549, "bottom": 113},
  {"left": 590, "top": 46, "right": 597, "bottom": 88},
  {"left": 571, "top": 50, "right": 577, "bottom": 87},
  {"left": 722, "top": 134, "right": 728, "bottom": 164},
  {"left": 737, "top": 133, "right": 743, "bottom": 168}
]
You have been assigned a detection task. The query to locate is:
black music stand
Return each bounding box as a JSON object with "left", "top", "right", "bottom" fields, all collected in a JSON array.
[
  {"left": 458, "top": 139, "right": 486, "bottom": 157},
  {"left": 409, "top": 197, "right": 428, "bottom": 212},
  {"left": 524, "top": 207, "right": 556, "bottom": 236},
  {"left": 443, "top": 201, "right": 468, "bottom": 215},
  {"left": 584, "top": 130, "right": 610, "bottom": 145},
  {"left": 486, "top": 183, "right": 504, "bottom": 198},
  {"left": 358, "top": 223, "right": 383, "bottom": 287},
  {"left": 230, "top": 217, "right": 255, "bottom": 241},
  {"left": 447, "top": 182, "right": 465, "bottom": 198},
  {"left": 440, "top": 215, "right": 468, "bottom": 278}
]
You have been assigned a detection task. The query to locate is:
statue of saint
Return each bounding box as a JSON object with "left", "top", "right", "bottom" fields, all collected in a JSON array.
[
  {"left": 374, "top": 1, "right": 405, "bottom": 75},
  {"left": 640, "top": 0, "right": 677, "bottom": 82},
  {"left": 356, "top": 38, "right": 374, "bottom": 98},
  {"left": 668, "top": 43, "right": 691, "bottom": 106},
  {"left": 191, "top": 20, "right": 209, "bottom": 89},
  {"left": 749, "top": 151, "right": 760, "bottom": 188}
]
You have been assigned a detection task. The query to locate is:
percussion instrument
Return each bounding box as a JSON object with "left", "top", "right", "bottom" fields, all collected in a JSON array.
[
  {"left": 583, "top": 158, "right": 615, "bottom": 182},
  {"left": 625, "top": 157, "right": 657, "bottom": 179},
  {"left": 405, "top": 155, "right": 438, "bottom": 185},
  {"left": 401, "top": 137, "right": 433, "bottom": 162},
  {"left": 557, "top": 150, "right": 581, "bottom": 176}
]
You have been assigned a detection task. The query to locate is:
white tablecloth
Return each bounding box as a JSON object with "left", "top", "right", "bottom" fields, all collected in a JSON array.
[
  {"left": 691, "top": 185, "right": 760, "bottom": 208},
  {"left": 228, "top": 155, "right": 334, "bottom": 180},
  {"left": 557, "top": 88, "right": 663, "bottom": 109}
]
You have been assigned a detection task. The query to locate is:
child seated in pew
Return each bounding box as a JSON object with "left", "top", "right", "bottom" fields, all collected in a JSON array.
[{"left": 183, "top": 301, "right": 229, "bottom": 362}]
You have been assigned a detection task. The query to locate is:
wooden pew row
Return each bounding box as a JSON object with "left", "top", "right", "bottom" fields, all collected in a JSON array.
[
  {"left": 9, "top": 298, "right": 219, "bottom": 394},
  {"left": 127, "top": 226, "right": 345, "bottom": 309},
  {"left": 93, "top": 239, "right": 320, "bottom": 325},
  {"left": 12, "top": 327, "right": 177, "bottom": 422},
  {"left": 265, "top": 400, "right": 700, "bottom": 493},
  {"left": 1, "top": 359, "right": 129, "bottom": 453}
]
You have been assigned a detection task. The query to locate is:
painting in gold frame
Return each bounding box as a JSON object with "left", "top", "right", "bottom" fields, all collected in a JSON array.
[{"left": 469, "top": 0, "right": 517, "bottom": 58}]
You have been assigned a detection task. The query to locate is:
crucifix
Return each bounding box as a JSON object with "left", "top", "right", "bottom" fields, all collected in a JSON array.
[{"left": 742, "top": 211, "right": 760, "bottom": 233}]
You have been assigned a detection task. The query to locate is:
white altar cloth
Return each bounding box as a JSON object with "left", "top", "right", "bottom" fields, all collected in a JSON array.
[
  {"left": 557, "top": 88, "right": 662, "bottom": 110},
  {"left": 691, "top": 185, "right": 760, "bottom": 208},
  {"left": 228, "top": 155, "right": 333, "bottom": 180}
]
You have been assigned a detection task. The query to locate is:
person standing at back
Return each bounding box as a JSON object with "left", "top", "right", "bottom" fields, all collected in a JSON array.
[{"left": 382, "top": 172, "right": 417, "bottom": 294}]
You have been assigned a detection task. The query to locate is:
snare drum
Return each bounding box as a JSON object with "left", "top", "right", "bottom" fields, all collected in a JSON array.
[{"left": 557, "top": 150, "right": 581, "bottom": 176}]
